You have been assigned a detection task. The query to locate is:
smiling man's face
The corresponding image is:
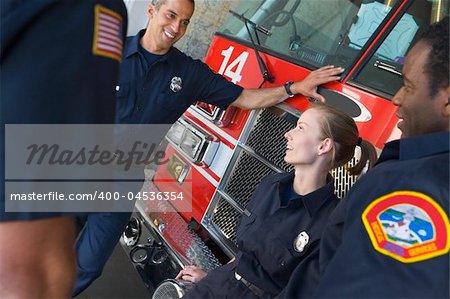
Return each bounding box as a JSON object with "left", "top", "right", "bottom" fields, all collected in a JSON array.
[
  {"left": 392, "top": 41, "right": 449, "bottom": 138},
  {"left": 144, "top": 0, "right": 194, "bottom": 55}
]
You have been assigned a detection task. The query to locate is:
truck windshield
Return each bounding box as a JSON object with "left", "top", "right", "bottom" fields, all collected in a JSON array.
[{"left": 219, "top": 0, "right": 398, "bottom": 69}]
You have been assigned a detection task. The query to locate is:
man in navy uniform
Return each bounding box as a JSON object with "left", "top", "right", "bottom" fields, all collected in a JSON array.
[
  {"left": 0, "top": 1, "right": 127, "bottom": 297},
  {"left": 74, "top": 0, "right": 345, "bottom": 295},
  {"left": 279, "top": 16, "right": 449, "bottom": 298}
]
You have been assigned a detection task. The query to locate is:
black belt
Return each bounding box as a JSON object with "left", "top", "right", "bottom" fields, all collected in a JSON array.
[{"left": 234, "top": 272, "right": 268, "bottom": 298}]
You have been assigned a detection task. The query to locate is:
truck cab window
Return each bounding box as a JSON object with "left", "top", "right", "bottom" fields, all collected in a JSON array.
[
  {"left": 351, "top": 0, "right": 449, "bottom": 98},
  {"left": 219, "top": 0, "right": 398, "bottom": 69}
]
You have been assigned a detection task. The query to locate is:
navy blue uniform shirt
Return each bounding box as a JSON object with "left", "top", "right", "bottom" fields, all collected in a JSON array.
[
  {"left": 183, "top": 172, "right": 338, "bottom": 299},
  {"left": 115, "top": 30, "right": 243, "bottom": 124},
  {"left": 1, "top": 0, "right": 127, "bottom": 221},
  {"left": 235, "top": 172, "right": 338, "bottom": 296},
  {"left": 281, "top": 132, "right": 449, "bottom": 298}
]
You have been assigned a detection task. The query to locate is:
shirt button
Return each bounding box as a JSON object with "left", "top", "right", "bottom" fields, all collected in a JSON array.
[{"left": 281, "top": 260, "right": 286, "bottom": 266}]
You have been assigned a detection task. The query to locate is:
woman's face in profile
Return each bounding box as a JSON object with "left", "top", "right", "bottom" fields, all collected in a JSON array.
[{"left": 283, "top": 108, "right": 325, "bottom": 166}]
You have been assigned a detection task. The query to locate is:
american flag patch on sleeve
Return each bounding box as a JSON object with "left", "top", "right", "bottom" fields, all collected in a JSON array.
[{"left": 92, "top": 4, "right": 124, "bottom": 62}]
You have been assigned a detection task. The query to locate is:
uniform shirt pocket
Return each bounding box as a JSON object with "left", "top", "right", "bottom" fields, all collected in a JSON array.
[
  {"left": 263, "top": 235, "right": 320, "bottom": 285},
  {"left": 115, "top": 83, "right": 134, "bottom": 120},
  {"left": 156, "top": 92, "right": 192, "bottom": 122}
]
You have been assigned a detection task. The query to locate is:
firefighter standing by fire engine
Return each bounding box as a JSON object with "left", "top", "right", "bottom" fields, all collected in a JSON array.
[
  {"left": 278, "top": 16, "right": 450, "bottom": 299},
  {"left": 74, "top": 0, "right": 345, "bottom": 295},
  {"left": 176, "top": 103, "right": 377, "bottom": 298},
  {"left": 0, "top": 1, "right": 127, "bottom": 298}
]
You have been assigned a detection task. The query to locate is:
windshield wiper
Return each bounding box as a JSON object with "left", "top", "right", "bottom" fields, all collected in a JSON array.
[
  {"left": 229, "top": 10, "right": 272, "bottom": 36},
  {"left": 229, "top": 10, "right": 275, "bottom": 84}
]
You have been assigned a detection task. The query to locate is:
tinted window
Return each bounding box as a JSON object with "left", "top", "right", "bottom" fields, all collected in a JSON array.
[
  {"left": 219, "top": 0, "right": 398, "bottom": 69},
  {"left": 352, "top": 0, "right": 448, "bottom": 98}
]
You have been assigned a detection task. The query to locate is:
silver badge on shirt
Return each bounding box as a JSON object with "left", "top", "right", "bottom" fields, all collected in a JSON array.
[
  {"left": 170, "top": 76, "right": 182, "bottom": 93},
  {"left": 294, "top": 231, "right": 309, "bottom": 252}
]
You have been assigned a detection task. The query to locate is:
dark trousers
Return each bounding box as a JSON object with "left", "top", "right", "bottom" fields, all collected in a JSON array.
[{"left": 73, "top": 211, "right": 132, "bottom": 296}]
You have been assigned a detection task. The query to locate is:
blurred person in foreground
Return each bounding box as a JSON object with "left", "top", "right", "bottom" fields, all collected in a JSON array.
[{"left": 0, "top": 1, "right": 127, "bottom": 297}]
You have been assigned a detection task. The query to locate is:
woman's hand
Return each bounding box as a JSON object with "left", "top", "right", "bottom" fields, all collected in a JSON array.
[{"left": 175, "top": 265, "right": 208, "bottom": 283}]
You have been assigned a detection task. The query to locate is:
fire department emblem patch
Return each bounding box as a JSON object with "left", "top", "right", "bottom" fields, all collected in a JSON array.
[
  {"left": 92, "top": 4, "right": 124, "bottom": 62},
  {"left": 170, "top": 77, "right": 182, "bottom": 93},
  {"left": 362, "top": 191, "right": 450, "bottom": 263}
]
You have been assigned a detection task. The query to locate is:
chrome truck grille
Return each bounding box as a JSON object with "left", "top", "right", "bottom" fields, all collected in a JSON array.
[
  {"left": 205, "top": 196, "right": 242, "bottom": 249},
  {"left": 223, "top": 150, "right": 277, "bottom": 208},
  {"left": 331, "top": 155, "right": 359, "bottom": 199},
  {"left": 245, "top": 108, "right": 296, "bottom": 172},
  {"left": 203, "top": 106, "right": 359, "bottom": 255}
]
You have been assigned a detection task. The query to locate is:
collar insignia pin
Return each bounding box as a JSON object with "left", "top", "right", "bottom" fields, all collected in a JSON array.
[
  {"left": 170, "top": 76, "right": 182, "bottom": 93},
  {"left": 294, "top": 231, "right": 309, "bottom": 252}
]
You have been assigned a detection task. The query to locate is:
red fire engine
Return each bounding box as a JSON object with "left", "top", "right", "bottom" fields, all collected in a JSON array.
[{"left": 120, "top": 0, "right": 448, "bottom": 296}]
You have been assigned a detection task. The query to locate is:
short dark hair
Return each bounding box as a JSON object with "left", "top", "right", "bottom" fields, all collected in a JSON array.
[
  {"left": 152, "top": 0, "right": 195, "bottom": 10},
  {"left": 421, "top": 16, "right": 449, "bottom": 97}
]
